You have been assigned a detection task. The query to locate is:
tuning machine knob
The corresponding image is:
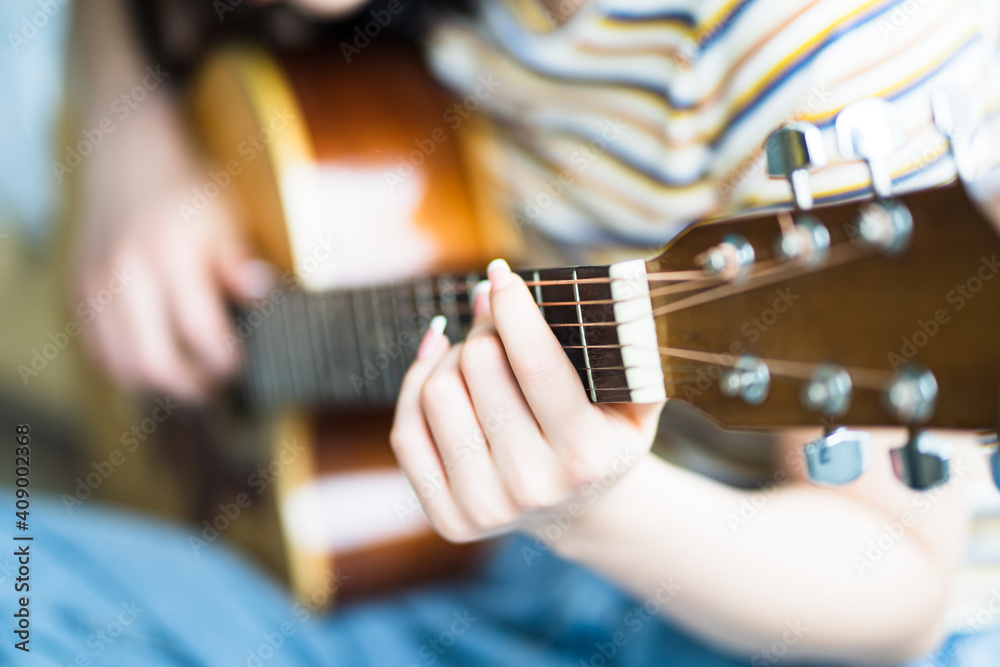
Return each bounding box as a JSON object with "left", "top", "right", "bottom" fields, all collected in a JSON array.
[
  {"left": 836, "top": 98, "right": 905, "bottom": 200},
  {"left": 851, "top": 200, "right": 913, "bottom": 255},
  {"left": 805, "top": 427, "right": 871, "bottom": 486},
  {"left": 891, "top": 431, "right": 951, "bottom": 491},
  {"left": 801, "top": 366, "right": 870, "bottom": 485},
  {"left": 802, "top": 364, "right": 852, "bottom": 417},
  {"left": 720, "top": 355, "right": 770, "bottom": 404},
  {"left": 766, "top": 122, "right": 827, "bottom": 211},
  {"left": 697, "top": 234, "right": 754, "bottom": 281},
  {"left": 884, "top": 365, "right": 948, "bottom": 491},
  {"left": 884, "top": 364, "right": 938, "bottom": 425},
  {"left": 775, "top": 214, "right": 831, "bottom": 267}
]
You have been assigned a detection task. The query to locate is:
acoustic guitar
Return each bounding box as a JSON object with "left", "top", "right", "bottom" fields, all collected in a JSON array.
[{"left": 189, "top": 41, "right": 1000, "bottom": 605}]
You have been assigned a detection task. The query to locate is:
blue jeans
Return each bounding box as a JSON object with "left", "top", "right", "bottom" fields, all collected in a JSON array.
[{"left": 0, "top": 495, "right": 995, "bottom": 666}]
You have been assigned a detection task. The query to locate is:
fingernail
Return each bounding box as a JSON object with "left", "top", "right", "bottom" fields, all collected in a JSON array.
[
  {"left": 471, "top": 279, "right": 491, "bottom": 317},
  {"left": 417, "top": 315, "right": 447, "bottom": 360},
  {"left": 487, "top": 259, "right": 512, "bottom": 291},
  {"left": 240, "top": 260, "right": 277, "bottom": 299}
]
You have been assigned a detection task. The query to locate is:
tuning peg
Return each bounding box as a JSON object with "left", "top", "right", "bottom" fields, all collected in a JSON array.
[
  {"left": 697, "top": 234, "right": 755, "bottom": 281},
  {"left": 775, "top": 214, "right": 831, "bottom": 267},
  {"left": 720, "top": 355, "right": 770, "bottom": 405},
  {"left": 766, "top": 122, "right": 827, "bottom": 210},
  {"left": 850, "top": 200, "right": 913, "bottom": 256},
  {"left": 884, "top": 364, "right": 938, "bottom": 424},
  {"left": 835, "top": 98, "right": 905, "bottom": 199},
  {"left": 890, "top": 431, "right": 951, "bottom": 491},
  {"left": 804, "top": 427, "right": 871, "bottom": 485},
  {"left": 931, "top": 85, "right": 974, "bottom": 182},
  {"left": 802, "top": 364, "right": 852, "bottom": 417}
]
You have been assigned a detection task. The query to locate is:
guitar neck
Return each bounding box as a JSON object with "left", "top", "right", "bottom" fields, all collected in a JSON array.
[{"left": 236, "top": 260, "right": 665, "bottom": 410}]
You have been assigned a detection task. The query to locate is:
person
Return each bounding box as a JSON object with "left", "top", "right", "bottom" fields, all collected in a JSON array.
[{"left": 58, "top": 0, "right": 1000, "bottom": 664}]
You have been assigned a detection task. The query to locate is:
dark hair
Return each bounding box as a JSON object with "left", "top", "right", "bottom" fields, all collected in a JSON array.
[{"left": 127, "top": 0, "right": 469, "bottom": 84}]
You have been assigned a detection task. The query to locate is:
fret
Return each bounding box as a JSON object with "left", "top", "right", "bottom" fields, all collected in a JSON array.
[
  {"left": 337, "top": 291, "right": 357, "bottom": 402},
  {"left": 533, "top": 268, "right": 587, "bottom": 377},
  {"left": 256, "top": 304, "right": 284, "bottom": 402},
  {"left": 331, "top": 290, "right": 359, "bottom": 403},
  {"left": 572, "top": 268, "right": 598, "bottom": 402},
  {"left": 578, "top": 265, "right": 632, "bottom": 403},
  {"left": 301, "top": 291, "right": 331, "bottom": 404},
  {"left": 532, "top": 270, "right": 545, "bottom": 321},
  {"left": 281, "top": 289, "right": 317, "bottom": 404},
  {"left": 234, "top": 262, "right": 646, "bottom": 410},
  {"left": 238, "top": 304, "right": 273, "bottom": 408},
  {"left": 532, "top": 265, "right": 632, "bottom": 403},
  {"left": 415, "top": 276, "right": 436, "bottom": 332},
  {"left": 382, "top": 284, "right": 407, "bottom": 397},
  {"left": 368, "top": 286, "right": 395, "bottom": 402},
  {"left": 395, "top": 280, "right": 421, "bottom": 367},
  {"left": 437, "top": 275, "right": 461, "bottom": 340},
  {"left": 297, "top": 289, "right": 323, "bottom": 403},
  {"left": 388, "top": 282, "right": 409, "bottom": 395},
  {"left": 266, "top": 295, "right": 297, "bottom": 405},
  {"left": 349, "top": 289, "right": 372, "bottom": 405},
  {"left": 316, "top": 291, "right": 348, "bottom": 402}
]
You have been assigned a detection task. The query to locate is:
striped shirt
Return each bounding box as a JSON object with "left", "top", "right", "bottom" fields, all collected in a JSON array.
[
  {"left": 427, "top": 0, "right": 1000, "bottom": 634},
  {"left": 428, "top": 0, "right": 1000, "bottom": 254}
]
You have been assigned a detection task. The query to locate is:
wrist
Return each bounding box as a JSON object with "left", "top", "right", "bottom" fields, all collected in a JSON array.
[{"left": 538, "top": 450, "right": 659, "bottom": 563}]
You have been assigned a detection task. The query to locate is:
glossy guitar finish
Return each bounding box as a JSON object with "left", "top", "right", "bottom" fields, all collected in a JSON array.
[{"left": 190, "top": 41, "right": 490, "bottom": 603}]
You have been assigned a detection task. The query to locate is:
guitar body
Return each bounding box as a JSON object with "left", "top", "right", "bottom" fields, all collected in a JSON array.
[{"left": 189, "top": 42, "right": 494, "bottom": 601}]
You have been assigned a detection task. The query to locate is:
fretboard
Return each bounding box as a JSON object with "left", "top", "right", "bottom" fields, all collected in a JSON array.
[{"left": 234, "top": 259, "right": 665, "bottom": 410}]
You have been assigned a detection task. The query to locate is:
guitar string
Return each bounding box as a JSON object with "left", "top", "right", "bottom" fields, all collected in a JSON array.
[
  {"left": 651, "top": 242, "right": 866, "bottom": 316},
  {"left": 251, "top": 236, "right": 883, "bottom": 401},
  {"left": 559, "top": 343, "right": 892, "bottom": 391}
]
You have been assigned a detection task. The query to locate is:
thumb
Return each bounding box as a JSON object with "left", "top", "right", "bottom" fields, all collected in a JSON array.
[{"left": 216, "top": 241, "right": 279, "bottom": 303}]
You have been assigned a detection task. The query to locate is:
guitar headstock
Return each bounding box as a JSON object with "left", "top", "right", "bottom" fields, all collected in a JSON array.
[
  {"left": 646, "top": 98, "right": 1000, "bottom": 489},
  {"left": 650, "top": 182, "right": 1000, "bottom": 431}
]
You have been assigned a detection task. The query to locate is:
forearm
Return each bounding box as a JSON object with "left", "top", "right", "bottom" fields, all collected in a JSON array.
[
  {"left": 550, "top": 438, "right": 973, "bottom": 664},
  {"left": 69, "top": 1, "right": 194, "bottom": 244}
]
